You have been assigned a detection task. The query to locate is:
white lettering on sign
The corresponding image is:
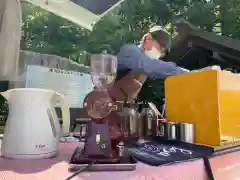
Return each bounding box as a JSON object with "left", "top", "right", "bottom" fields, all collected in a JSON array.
[
  {"left": 131, "top": 149, "right": 149, "bottom": 156},
  {"left": 140, "top": 144, "right": 193, "bottom": 157}
]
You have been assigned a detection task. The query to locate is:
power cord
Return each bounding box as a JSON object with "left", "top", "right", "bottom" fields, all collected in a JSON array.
[
  {"left": 203, "top": 157, "right": 214, "bottom": 180},
  {"left": 65, "top": 161, "right": 96, "bottom": 180}
]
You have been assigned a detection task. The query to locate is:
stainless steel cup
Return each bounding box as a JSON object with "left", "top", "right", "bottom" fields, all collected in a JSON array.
[
  {"left": 158, "top": 122, "right": 178, "bottom": 141},
  {"left": 179, "top": 123, "right": 195, "bottom": 143},
  {"left": 167, "top": 122, "right": 178, "bottom": 141}
]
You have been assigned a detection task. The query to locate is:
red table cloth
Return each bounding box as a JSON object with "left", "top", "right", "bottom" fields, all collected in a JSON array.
[{"left": 0, "top": 142, "right": 209, "bottom": 180}]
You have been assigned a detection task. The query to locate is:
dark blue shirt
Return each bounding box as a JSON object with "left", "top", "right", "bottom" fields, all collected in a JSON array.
[{"left": 116, "top": 44, "right": 185, "bottom": 80}]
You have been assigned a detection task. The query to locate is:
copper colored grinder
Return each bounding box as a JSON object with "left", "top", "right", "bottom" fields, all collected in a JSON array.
[{"left": 75, "top": 53, "right": 124, "bottom": 164}]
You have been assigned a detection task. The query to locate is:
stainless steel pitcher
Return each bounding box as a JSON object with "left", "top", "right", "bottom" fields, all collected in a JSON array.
[
  {"left": 118, "top": 102, "right": 140, "bottom": 139},
  {"left": 139, "top": 102, "right": 158, "bottom": 137}
]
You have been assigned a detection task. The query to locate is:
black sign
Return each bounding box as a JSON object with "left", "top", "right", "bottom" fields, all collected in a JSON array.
[{"left": 127, "top": 141, "right": 213, "bottom": 166}]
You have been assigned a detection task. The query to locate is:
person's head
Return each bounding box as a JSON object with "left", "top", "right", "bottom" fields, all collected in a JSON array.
[{"left": 140, "top": 26, "right": 171, "bottom": 59}]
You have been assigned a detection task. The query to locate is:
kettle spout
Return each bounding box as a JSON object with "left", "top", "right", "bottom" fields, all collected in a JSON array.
[{"left": 1, "top": 90, "right": 12, "bottom": 101}]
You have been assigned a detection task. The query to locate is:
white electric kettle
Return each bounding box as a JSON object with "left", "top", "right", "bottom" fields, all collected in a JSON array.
[{"left": 0, "top": 88, "right": 70, "bottom": 159}]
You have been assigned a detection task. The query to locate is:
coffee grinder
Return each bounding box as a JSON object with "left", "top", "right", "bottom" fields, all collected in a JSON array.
[{"left": 70, "top": 53, "right": 130, "bottom": 165}]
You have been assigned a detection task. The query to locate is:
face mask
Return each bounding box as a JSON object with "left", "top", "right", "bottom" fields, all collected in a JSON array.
[{"left": 144, "top": 47, "right": 162, "bottom": 59}]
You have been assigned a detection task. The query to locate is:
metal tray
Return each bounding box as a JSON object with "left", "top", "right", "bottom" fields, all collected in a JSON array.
[{"left": 68, "top": 147, "right": 137, "bottom": 171}]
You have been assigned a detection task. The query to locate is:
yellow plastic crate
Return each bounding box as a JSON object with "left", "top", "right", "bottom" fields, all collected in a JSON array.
[{"left": 165, "top": 70, "right": 240, "bottom": 147}]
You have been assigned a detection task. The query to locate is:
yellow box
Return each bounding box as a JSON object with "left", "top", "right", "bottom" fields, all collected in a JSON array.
[{"left": 165, "top": 70, "right": 240, "bottom": 147}]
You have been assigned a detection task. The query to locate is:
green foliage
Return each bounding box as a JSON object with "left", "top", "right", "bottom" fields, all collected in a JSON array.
[
  {"left": 20, "top": 0, "right": 240, "bottom": 101},
  {"left": 21, "top": 2, "right": 90, "bottom": 62}
]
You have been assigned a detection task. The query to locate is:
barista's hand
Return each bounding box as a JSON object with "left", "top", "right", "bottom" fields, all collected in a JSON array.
[
  {"left": 108, "top": 75, "right": 144, "bottom": 102},
  {"left": 108, "top": 85, "right": 127, "bottom": 102}
]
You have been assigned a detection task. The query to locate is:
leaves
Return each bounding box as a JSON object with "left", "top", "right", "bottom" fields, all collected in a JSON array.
[
  {"left": 21, "top": 2, "right": 90, "bottom": 59},
  {"left": 20, "top": 0, "right": 240, "bottom": 101}
]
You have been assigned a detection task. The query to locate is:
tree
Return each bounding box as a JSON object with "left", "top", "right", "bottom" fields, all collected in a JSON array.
[
  {"left": 21, "top": 2, "right": 90, "bottom": 63},
  {"left": 20, "top": 0, "right": 240, "bottom": 102}
]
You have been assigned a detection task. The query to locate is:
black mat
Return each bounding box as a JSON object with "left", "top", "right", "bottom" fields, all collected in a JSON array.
[{"left": 126, "top": 137, "right": 214, "bottom": 166}]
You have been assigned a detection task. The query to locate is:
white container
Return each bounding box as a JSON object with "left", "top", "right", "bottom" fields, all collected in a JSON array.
[{"left": 1, "top": 88, "right": 70, "bottom": 159}]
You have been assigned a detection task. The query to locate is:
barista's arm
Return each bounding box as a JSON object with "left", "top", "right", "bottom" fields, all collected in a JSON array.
[{"left": 117, "top": 44, "right": 186, "bottom": 79}]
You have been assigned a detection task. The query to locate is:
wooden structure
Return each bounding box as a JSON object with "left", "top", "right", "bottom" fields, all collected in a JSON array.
[
  {"left": 164, "top": 20, "right": 240, "bottom": 148},
  {"left": 166, "top": 20, "right": 240, "bottom": 71},
  {"left": 149, "top": 20, "right": 240, "bottom": 104}
]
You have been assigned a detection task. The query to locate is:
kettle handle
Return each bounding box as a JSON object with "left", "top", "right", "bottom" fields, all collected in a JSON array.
[{"left": 54, "top": 92, "right": 70, "bottom": 136}]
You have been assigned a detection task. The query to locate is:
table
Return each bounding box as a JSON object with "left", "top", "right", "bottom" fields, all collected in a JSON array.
[
  {"left": 0, "top": 142, "right": 209, "bottom": 180},
  {"left": 209, "top": 150, "right": 240, "bottom": 180}
]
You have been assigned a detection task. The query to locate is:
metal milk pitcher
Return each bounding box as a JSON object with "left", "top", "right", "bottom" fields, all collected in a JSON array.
[
  {"left": 118, "top": 102, "right": 139, "bottom": 139},
  {"left": 139, "top": 102, "right": 158, "bottom": 137}
]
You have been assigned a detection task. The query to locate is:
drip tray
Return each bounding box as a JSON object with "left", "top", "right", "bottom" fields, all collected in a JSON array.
[{"left": 69, "top": 147, "right": 137, "bottom": 171}]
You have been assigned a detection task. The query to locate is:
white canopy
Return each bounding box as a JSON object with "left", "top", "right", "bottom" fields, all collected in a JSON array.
[
  {"left": 26, "top": 0, "right": 124, "bottom": 31},
  {"left": 0, "top": 0, "right": 123, "bottom": 84}
]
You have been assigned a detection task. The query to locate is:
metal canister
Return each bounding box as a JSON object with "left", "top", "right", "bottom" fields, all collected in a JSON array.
[
  {"left": 146, "top": 108, "right": 158, "bottom": 136},
  {"left": 118, "top": 103, "right": 139, "bottom": 138},
  {"left": 158, "top": 122, "right": 179, "bottom": 141},
  {"left": 138, "top": 102, "right": 146, "bottom": 137},
  {"left": 178, "top": 123, "right": 195, "bottom": 143},
  {"left": 158, "top": 121, "right": 165, "bottom": 138},
  {"left": 139, "top": 102, "right": 158, "bottom": 137}
]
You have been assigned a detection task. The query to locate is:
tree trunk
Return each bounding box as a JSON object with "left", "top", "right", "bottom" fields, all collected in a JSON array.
[{"left": 219, "top": 0, "right": 228, "bottom": 36}]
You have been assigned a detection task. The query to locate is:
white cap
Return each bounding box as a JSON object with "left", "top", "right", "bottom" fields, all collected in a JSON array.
[{"left": 149, "top": 26, "right": 170, "bottom": 35}]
